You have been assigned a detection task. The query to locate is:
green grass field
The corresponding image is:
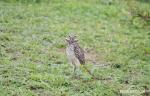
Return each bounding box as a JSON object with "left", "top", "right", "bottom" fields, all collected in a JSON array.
[{"left": 0, "top": 0, "right": 150, "bottom": 96}]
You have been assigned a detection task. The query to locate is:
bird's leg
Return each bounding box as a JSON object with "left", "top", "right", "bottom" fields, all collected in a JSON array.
[
  {"left": 76, "top": 65, "right": 82, "bottom": 77},
  {"left": 71, "top": 61, "right": 76, "bottom": 74},
  {"left": 73, "top": 65, "right": 82, "bottom": 79},
  {"left": 73, "top": 66, "right": 76, "bottom": 74},
  {"left": 73, "top": 66, "right": 79, "bottom": 79},
  {"left": 80, "top": 64, "right": 86, "bottom": 76},
  {"left": 80, "top": 64, "right": 84, "bottom": 73}
]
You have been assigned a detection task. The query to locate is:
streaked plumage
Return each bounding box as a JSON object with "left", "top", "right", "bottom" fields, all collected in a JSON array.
[
  {"left": 65, "top": 34, "right": 111, "bottom": 80},
  {"left": 74, "top": 43, "right": 85, "bottom": 64},
  {"left": 66, "top": 35, "right": 85, "bottom": 72}
]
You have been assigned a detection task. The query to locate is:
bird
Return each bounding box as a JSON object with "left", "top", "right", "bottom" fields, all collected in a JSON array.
[
  {"left": 65, "top": 34, "right": 85, "bottom": 75},
  {"left": 65, "top": 34, "right": 112, "bottom": 80}
]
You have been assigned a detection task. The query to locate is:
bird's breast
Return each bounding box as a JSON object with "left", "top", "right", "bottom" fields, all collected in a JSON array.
[
  {"left": 66, "top": 46, "right": 75, "bottom": 58},
  {"left": 66, "top": 46, "right": 80, "bottom": 66}
]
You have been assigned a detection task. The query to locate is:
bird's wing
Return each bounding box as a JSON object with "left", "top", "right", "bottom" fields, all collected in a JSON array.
[{"left": 74, "top": 45, "right": 85, "bottom": 64}]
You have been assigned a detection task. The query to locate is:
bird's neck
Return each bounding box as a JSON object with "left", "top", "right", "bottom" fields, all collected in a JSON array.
[{"left": 68, "top": 42, "right": 78, "bottom": 46}]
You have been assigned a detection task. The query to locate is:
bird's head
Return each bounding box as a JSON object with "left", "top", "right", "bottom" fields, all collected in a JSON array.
[{"left": 66, "top": 34, "right": 78, "bottom": 45}]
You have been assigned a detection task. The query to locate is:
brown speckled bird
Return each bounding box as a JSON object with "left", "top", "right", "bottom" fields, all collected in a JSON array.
[
  {"left": 66, "top": 34, "right": 85, "bottom": 73},
  {"left": 66, "top": 34, "right": 112, "bottom": 80}
]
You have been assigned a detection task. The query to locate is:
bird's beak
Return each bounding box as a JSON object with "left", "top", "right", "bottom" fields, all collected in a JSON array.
[{"left": 66, "top": 38, "right": 69, "bottom": 42}]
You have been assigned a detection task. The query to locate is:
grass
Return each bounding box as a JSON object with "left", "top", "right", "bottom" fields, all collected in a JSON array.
[{"left": 0, "top": 0, "right": 150, "bottom": 96}]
